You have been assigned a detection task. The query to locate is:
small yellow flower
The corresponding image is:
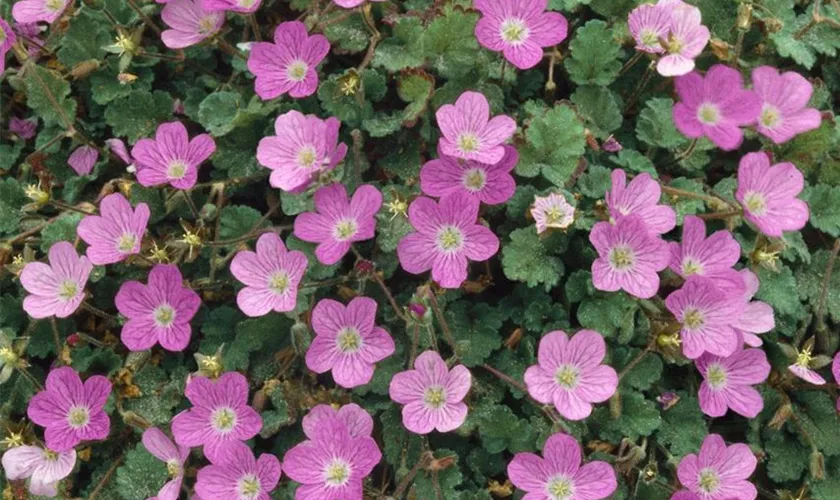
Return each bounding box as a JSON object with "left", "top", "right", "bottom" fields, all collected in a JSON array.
[
  {"left": 149, "top": 241, "right": 170, "bottom": 263},
  {"left": 385, "top": 197, "right": 409, "bottom": 220}
]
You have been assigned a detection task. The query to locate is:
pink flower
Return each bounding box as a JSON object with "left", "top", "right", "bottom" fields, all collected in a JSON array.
[
  {"left": 333, "top": 0, "right": 385, "bottom": 8},
  {"left": 201, "top": 0, "right": 263, "bottom": 13},
  {"left": 306, "top": 297, "right": 395, "bottom": 388},
  {"left": 76, "top": 193, "right": 150, "bottom": 265},
  {"left": 0, "top": 18, "right": 16, "bottom": 74},
  {"left": 656, "top": 2, "right": 710, "bottom": 76},
  {"left": 532, "top": 192, "right": 575, "bottom": 234},
  {"left": 27, "top": 367, "right": 111, "bottom": 452},
  {"left": 474, "top": 0, "right": 568, "bottom": 70},
  {"left": 195, "top": 442, "right": 281, "bottom": 500},
  {"left": 673, "top": 64, "right": 761, "bottom": 151},
  {"left": 696, "top": 348, "right": 770, "bottom": 419},
  {"left": 9, "top": 117, "right": 37, "bottom": 140},
  {"left": 283, "top": 414, "right": 381, "bottom": 500},
  {"left": 389, "top": 350, "right": 472, "bottom": 434},
  {"left": 787, "top": 344, "right": 825, "bottom": 385},
  {"left": 302, "top": 403, "right": 373, "bottom": 439},
  {"left": 115, "top": 264, "right": 201, "bottom": 352},
  {"left": 396, "top": 193, "right": 499, "bottom": 289},
  {"left": 256, "top": 110, "right": 348, "bottom": 192},
  {"left": 132, "top": 121, "right": 215, "bottom": 190},
  {"left": 293, "top": 184, "right": 382, "bottom": 265},
  {"left": 20, "top": 241, "right": 92, "bottom": 319},
  {"left": 732, "top": 270, "right": 774, "bottom": 347},
  {"left": 677, "top": 434, "right": 757, "bottom": 500},
  {"left": 671, "top": 493, "right": 702, "bottom": 500},
  {"left": 1, "top": 445, "right": 76, "bottom": 497},
  {"left": 420, "top": 145, "right": 518, "bottom": 205},
  {"left": 590, "top": 216, "right": 670, "bottom": 299},
  {"left": 435, "top": 91, "right": 516, "bottom": 164},
  {"left": 142, "top": 427, "right": 190, "bottom": 500},
  {"left": 735, "top": 152, "right": 809, "bottom": 238},
  {"left": 833, "top": 353, "right": 840, "bottom": 411},
  {"left": 508, "top": 433, "right": 617, "bottom": 500},
  {"left": 14, "top": 21, "right": 45, "bottom": 57},
  {"left": 751, "top": 66, "right": 822, "bottom": 144},
  {"left": 665, "top": 276, "right": 746, "bottom": 359},
  {"left": 67, "top": 145, "right": 98, "bottom": 176},
  {"left": 161, "top": 0, "right": 224, "bottom": 49},
  {"left": 229, "top": 232, "right": 308, "bottom": 317},
  {"left": 669, "top": 215, "right": 740, "bottom": 282},
  {"left": 171, "top": 372, "right": 262, "bottom": 463},
  {"left": 105, "top": 138, "right": 132, "bottom": 165},
  {"left": 524, "top": 330, "right": 618, "bottom": 421},
  {"left": 628, "top": 3, "right": 671, "bottom": 54},
  {"left": 12, "top": 0, "right": 70, "bottom": 24},
  {"left": 247, "top": 21, "right": 329, "bottom": 100},
  {"left": 606, "top": 169, "right": 676, "bottom": 235}
]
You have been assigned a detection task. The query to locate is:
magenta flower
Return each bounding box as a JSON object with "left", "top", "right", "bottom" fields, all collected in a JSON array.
[
  {"left": 590, "top": 216, "right": 670, "bottom": 299},
  {"left": 201, "top": 0, "right": 263, "bottom": 13},
  {"left": 142, "top": 427, "right": 190, "bottom": 500},
  {"left": 389, "top": 350, "right": 472, "bottom": 434},
  {"left": 115, "top": 264, "right": 201, "bottom": 352},
  {"left": 628, "top": 3, "right": 671, "bottom": 54},
  {"left": 333, "top": 0, "right": 384, "bottom": 7},
  {"left": 67, "top": 145, "right": 99, "bottom": 176},
  {"left": 435, "top": 91, "right": 516, "bottom": 164},
  {"left": 0, "top": 18, "right": 16, "bottom": 74},
  {"left": 532, "top": 192, "right": 575, "bottom": 234},
  {"left": 302, "top": 403, "right": 373, "bottom": 439},
  {"left": 171, "top": 372, "right": 262, "bottom": 463},
  {"left": 20, "top": 241, "right": 92, "bottom": 319},
  {"left": 305, "top": 297, "right": 395, "bottom": 388},
  {"left": 196, "top": 442, "right": 281, "bottom": 500},
  {"left": 665, "top": 276, "right": 746, "bottom": 359},
  {"left": 508, "top": 433, "right": 617, "bottom": 500},
  {"left": 1, "top": 445, "right": 76, "bottom": 497},
  {"left": 161, "top": 0, "right": 224, "bottom": 49},
  {"left": 474, "top": 0, "right": 568, "bottom": 70},
  {"left": 677, "top": 434, "right": 757, "bottom": 500},
  {"left": 420, "top": 145, "right": 518, "bottom": 205},
  {"left": 397, "top": 193, "right": 499, "bottom": 289},
  {"left": 293, "top": 184, "right": 382, "bottom": 265},
  {"left": 606, "top": 169, "right": 676, "bottom": 235},
  {"left": 106, "top": 138, "right": 132, "bottom": 166},
  {"left": 733, "top": 270, "right": 774, "bottom": 347},
  {"left": 833, "top": 353, "right": 840, "bottom": 411},
  {"left": 656, "top": 3, "right": 710, "bottom": 76},
  {"left": 9, "top": 117, "right": 37, "bottom": 139},
  {"left": 132, "top": 121, "right": 215, "bottom": 190},
  {"left": 696, "top": 348, "right": 770, "bottom": 419},
  {"left": 247, "top": 21, "right": 329, "bottom": 100},
  {"left": 256, "top": 110, "right": 348, "bottom": 193},
  {"left": 669, "top": 215, "right": 740, "bottom": 281},
  {"left": 673, "top": 64, "right": 761, "bottom": 151},
  {"left": 12, "top": 0, "right": 70, "bottom": 24},
  {"left": 76, "top": 193, "right": 150, "bottom": 265},
  {"left": 752, "top": 66, "right": 822, "bottom": 144},
  {"left": 671, "top": 493, "right": 702, "bottom": 500},
  {"left": 524, "top": 330, "right": 618, "bottom": 421},
  {"left": 229, "top": 232, "right": 308, "bottom": 317},
  {"left": 283, "top": 414, "right": 381, "bottom": 500},
  {"left": 735, "top": 152, "right": 809, "bottom": 238},
  {"left": 27, "top": 367, "right": 111, "bottom": 452}
]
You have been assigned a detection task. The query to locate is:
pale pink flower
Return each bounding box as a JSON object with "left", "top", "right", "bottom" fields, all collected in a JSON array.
[
  {"left": 76, "top": 193, "right": 150, "bottom": 265},
  {"left": 27, "top": 367, "right": 111, "bottom": 452},
  {"left": 669, "top": 215, "right": 740, "bottom": 282},
  {"left": 389, "top": 350, "right": 472, "bottom": 434},
  {"left": 508, "top": 433, "right": 617, "bottom": 500},
  {"left": 732, "top": 269, "right": 774, "bottom": 347},
  {"left": 787, "top": 344, "right": 826, "bottom": 385},
  {"left": 171, "top": 372, "right": 262, "bottom": 463},
  {"left": 735, "top": 152, "right": 809, "bottom": 238},
  {"left": 606, "top": 169, "right": 676, "bottom": 235},
  {"left": 283, "top": 414, "right": 381, "bottom": 500},
  {"left": 656, "top": 2, "right": 710, "bottom": 76},
  {"left": 752, "top": 66, "right": 822, "bottom": 144},
  {"left": 201, "top": 0, "right": 263, "bottom": 13},
  {"left": 696, "top": 348, "right": 770, "bottom": 419},
  {"left": 142, "top": 427, "right": 190, "bottom": 500},
  {"left": 628, "top": 3, "right": 671, "bottom": 54},
  {"left": 302, "top": 403, "right": 373, "bottom": 439},
  {"left": 474, "top": 0, "right": 568, "bottom": 70},
  {"left": 161, "top": 0, "right": 224, "bottom": 49},
  {"left": 524, "top": 330, "right": 618, "bottom": 421},
  {"left": 397, "top": 192, "right": 499, "bottom": 289},
  {"left": 14, "top": 21, "right": 45, "bottom": 58},
  {"left": 115, "top": 264, "right": 201, "bottom": 352},
  {"left": 1, "top": 445, "right": 76, "bottom": 497},
  {"left": 293, "top": 184, "right": 382, "bottom": 265},
  {"left": 229, "top": 232, "right": 308, "bottom": 317},
  {"left": 333, "top": 0, "right": 385, "bottom": 7},
  {"left": 306, "top": 297, "right": 395, "bottom": 389},
  {"left": 590, "top": 216, "right": 670, "bottom": 299},
  {"left": 435, "top": 91, "right": 516, "bottom": 164},
  {"left": 132, "top": 121, "right": 216, "bottom": 190},
  {"left": 256, "top": 110, "right": 348, "bottom": 192},
  {"left": 195, "top": 442, "right": 281, "bottom": 500},
  {"left": 9, "top": 117, "right": 36, "bottom": 139},
  {"left": 0, "top": 18, "right": 16, "bottom": 74},
  {"left": 247, "top": 21, "right": 329, "bottom": 100},
  {"left": 105, "top": 138, "right": 132, "bottom": 165},
  {"left": 420, "top": 145, "right": 518, "bottom": 205},
  {"left": 67, "top": 145, "right": 98, "bottom": 176},
  {"left": 673, "top": 65, "right": 761, "bottom": 151},
  {"left": 677, "top": 434, "right": 757, "bottom": 500},
  {"left": 833, "top": 352, "right": 840, "bottom": 411},
  {"left": 20, "top": 241, "right": 92, "bottom": 319},
  {"left": 12, "top": 0, "right": 70, "bottom": 24},
  {"left": 532, "top": 192, "right": 575, "bottom": 234}
]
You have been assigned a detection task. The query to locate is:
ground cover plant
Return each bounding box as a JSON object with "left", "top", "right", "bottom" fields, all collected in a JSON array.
[{"left": 1, "top": 0, "right": 840, "bottom": 498}]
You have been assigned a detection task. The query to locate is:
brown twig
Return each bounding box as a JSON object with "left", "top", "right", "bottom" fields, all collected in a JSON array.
[
  {"left": 425, "top": 289, "right": 457, "bottom": 352},
  {"left": 88, "top": 451, "right": 126, "bottom": 500}
]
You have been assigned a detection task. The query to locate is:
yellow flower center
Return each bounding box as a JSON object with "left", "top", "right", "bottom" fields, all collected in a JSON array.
[
  {"left": 287, "top": 60, "right": 308, "bottom": 82},
  {"left": 666, "top": 34, "right": 684, "bottom": 54},
  {"left": 698, "top": 468, "right": 721, "bottom": 493},
  {"left": 67, "top": 406, "right": 90, "bottom": 428},
  {"left": 337, "top": 328, "right": 362, "bottom": 353},
  {"left": 154, "top": 305, "right": 176, "bottom": 327},
  {"left": 324, "top": 461, "right": 350, "bottom": 486},
  {"left": 437, "top": 226, "right": 463, "bottom": 252},
  {"left": 500, "top": 18, "right": 528, "bottom": 44},
  {"left": 297, "top": 146, "right": 318, "bottom": 168},
  {"left": 46, "top": 0, "right": 64, "bottom": 12},
  {"left": 0, "top": 346, "right": 17, "bottom": 364},
  {"left": 697, "top": 103, "right": 720, "bottom": 125},
  {"left": 43, "top": 449, "right": 59, "bottom": 461},
  {"left": 167, "top": 160, "right": 187, "bottom": 179},
  {"left": 0, "top": 27, "right": 6, "bottom": 45},
  {"left": 546, "top": 477, "right": 574, "bottom": 500},
  {"left": 118, "top": 233, "right": 138, "bottom": 253},
  {"left": 198, "top": 16, "right": 218, "bottom": 35},
  {"left": 238, "top": 474, "right": 261, "bottom": 497},
  {"left": 683, "top": 307, "right": 705, "bottom": 329},
  {"left": 640, "top": 29, "right": 660, "bottom": 49},
  {"left": 706, "top": 364, "right": 728, "bottom": 389},
  {"left": 795, "top": 347, "right": 813, "bottom": 368},
  {"left": 743, "top": 191, "right": 767, "bottom": 216},
  {"left": 554, "top": 365, "right": 579, "bottom": 389},
  {"left": 166, "top": 459, "right": 181, "bottom": 477},
  {"left": 457, "top": 133, "right": 480, "bottom": 154},
  {"left": 269, "top": 272, "right": 290, "bottom": 295},
  {"left": 681, "top": 259, "right": 704, "bottom": 276},
  {"left": 238, "top": 0, "right": 256, "bottom": 7},
  {"left": 59, "top": 280, "right": 79, "bottom": 301},
  {"left": 333, "top": 219, "right": 358, "bottom": 241},
  {"left": 760, "top": 105, "right": 781, "bottom": 128},
  {"left": 608, "top": 246, "right": 634, "bottom": 270},
  {"left": 211, "top": 407, "right": 237, "bottom": 433},
  {"left": 423, "top": 386, "right": 446, "bottom": 409},
  {"left": 463, "top": 168, "right": 486, "bottom": 191}
]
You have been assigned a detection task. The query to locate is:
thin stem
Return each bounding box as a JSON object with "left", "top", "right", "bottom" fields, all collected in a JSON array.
[
  {"left": 81, "top": 301, "right": 119, "bottom": 324},
  {"left": 697, "top": 209, "right": 742, "bottom": 221},
  {"left": 660, "top": 184, "right": 724, "bottom": 205},
  {"left": 126, "top": 0, "right": 163, "bottom": 35},
  {"left": 49, "top": 200, "right": 95, "bottom": 216},
  {"left": 350, "top": 246, "right": 409, "bottom": 322},
  {"left": 216, "top": 37, "right": 247, "bottom": 61},
  {"left": 192, "top": 173, "right": 268, "bottom": 189},
  {"left": 28, "top": 62, "right": 76, "bottom": 132},
  {"left": 618, "top": 341, "right": 656, "bottom": 380},
  {"left": 392, "top": 452, "right": 433, "bottom": 499},
  {"left": 426, "top": 289, "right": 457, "bottom": 352},
  {"left": 50, "top": 318, "right": 63, "bottom": 359},
  {"left": 624, "top": 62, "right": 655, "bottom": 114},
  {"left": 409, "top": 323, "right": 420, "bottom": 367},
  {"left": 356, "top": 4, "right": 380, "bottom": 72},
  {"left": 815, "top": 238, "right": 840, "bottom": 350},
  {"left": 482, "top": 364, "right": 569, "bottom": 431},
  {"left": 248, "top": 14, "right": 262, "bottom": 41},
  {"left": 619, "top": 51, "right": 643, "bottom": 76},
  {"left": 181, "top": 190, "right": 202, "bottom": 221},
  {"left": 300, "top": 276, "right": 352, "bottom": 290},
  {"left": 88, "top": 451, "right": 126, "bottom": 500},
  {"left": 5, "top": 215, "right": 62, "bottom": 245},
  {"left": 16, "top": 366, "right": 45, "bottom": 391},
  {"left": 30, "top": 130, "right": 67, "bottom": 155},
  {"left": 482, "top": 363, "right": 528, "bottom": 393},
  {"left": 351, "top": 129, "right": 364, "bottom": 186}
]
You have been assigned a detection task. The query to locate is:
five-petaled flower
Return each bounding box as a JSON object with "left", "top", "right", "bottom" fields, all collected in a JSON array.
[
  {"left": 21, "top": 241, "right": 93, "bottom": 319},
  {"left": 1, "top": 445, "right": 76, "bottom": 497},
  {"left": 77, "top": 193, "right": 150, "bottom": 265},
  {"left": 420, "top": 145, "right": 518, "bottom": 205},
  {"left": 751, "top": 66, "right": 822, "bottom": 144},
  {"left": 12, "top": 0, "right": 71, "bottom": 24},
  {"left": 735, "top": 151, "right": 809, "bottom": 238},
  {"left": 161, "top": 0, "right": 224, "bottom": 49},
  {"left": 248, "top": 21, "right": 329, "bottom": 100},
  {"left": 606, "top": 169, "right": 677, "bottom": 236},
  {"left": 142, "top": 427, "right": 190, "bottom": 500},
  {"left": 195, "top": 441, "right": 281, "bottom": 500},
  {"left": 132, "top": 121, "right": 216, "bottom": 190},
  {"left": 435, "top": 91, "right": 516, "bottom": 164},
  {"left": 696, "top": 348, "right": 770, "bottom": 419},
  {"left": 676, "top": 434, "right": 758, "bottom": 500},
  {"left": 532, "top": 192, "right": 576, "bottom": 234}
]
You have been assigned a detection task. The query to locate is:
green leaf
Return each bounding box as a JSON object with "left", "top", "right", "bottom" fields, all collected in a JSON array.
[
  {"left": 657, "top": 395, "right": 707, "bottom": 457},
  {"left": 197, "top": 91, "right": 244, "bottom": 137},
  {"left": 104, "top": 90, "right": 174, "bottom": 143},
  {"left": 564, "top": 20, "right": 622, "bottom": 86},
  {"left": 594, "top": 390, "right": 662, "bottom": 442},
  {"left": 517, "top": 104, "right": 586, "bottom": 186},
  {"left": 570, "top": 86, "right": 623, "bottom": 139},
  {"left": 396, "top": 70, "right": 435, "bottom": 127},
  {"left": 115, "top": 445, "right": 171, "bottom": 500},
  {"left": 56, "top": 8, "right": 111, "bottom": 68},
  {"left": 0, "top": 178, "right": 28, "bottom": 236},
  {"left": 90, "top": 66, "right": 155, "bottom": 105},
  {"left": 636, "top": 98, "right": 688, "bottom": 150},
  {"left": 757, "top": 265, "right": 807, "bottom": 319},
  {"left": 764, "top": 429, "right": 809, "bottom": 483},
  {"left": 446, "top": 301, "right": 506, "bottom": 367},
  {"left": 217, "top": 205, "right": 265, "bottom": 242},
  {"left": 614, "top": 348, "right": 662, "bottom": 391},
  {"left": 805, "top": 185, "right": 840, "bottom": 236},
  {"left": 470, "top": 403, "right": 538, "bottom": 453},
  {"left": 610, "top": 149, "right": 658, "bottom": 177},
  {"left": 502, "top": 228, "right": 566, "bottom": 291},
  {"left": 40, "top": 213, "right": 83, "bottom": 252},
  {"left": 577, "top": 293, "right": 638, "bottom": 339},
  {"left": 797, "top": 250, "right": 840, "bottom": 323},
  {"left": 25, "top": 66, "right": 78, "bottom": 128},
  {"left": 227, "top": 315, "right": 292, "bottom": 371}
]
